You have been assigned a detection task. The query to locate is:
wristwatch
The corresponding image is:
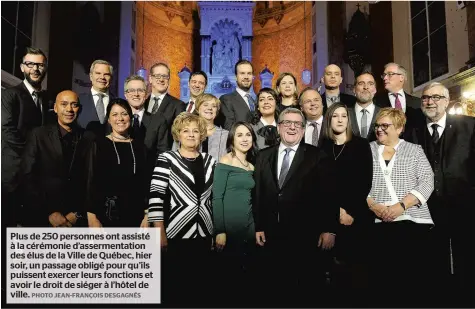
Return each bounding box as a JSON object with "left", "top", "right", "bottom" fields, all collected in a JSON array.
[{"left": 399, "top": 202, "right": 406, "bottom": 211}]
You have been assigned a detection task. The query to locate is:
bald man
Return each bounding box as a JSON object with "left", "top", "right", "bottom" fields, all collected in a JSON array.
[
  {"left": 320, "top": 64, "right": 356, "bottom": 112},
  {"left": 19, "top": 90, "right": 95, "bottom": 227}
]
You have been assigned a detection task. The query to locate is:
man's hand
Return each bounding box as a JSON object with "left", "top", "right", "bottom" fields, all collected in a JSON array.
[
  {"left": 49, "top": 212, "right": 69, "bottom": 227},
  {"left": 318, "top": 233, "right": 335, "bottom": 250},
  {"left": 256, "top": 231, "right": 266, "bottom": 246},
  {"left": 65, "top": 213, "right": 78, "bottom": 226},
  {"left": 340, "top": 213, "right": 354, "bottom": 226}
]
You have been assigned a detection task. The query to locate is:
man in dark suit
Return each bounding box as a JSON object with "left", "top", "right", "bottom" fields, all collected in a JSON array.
[
  {"left": 124, "top": 75, "right": 170, "bottom": 181},
  {"left": 219, "top": 60, "right": 255, "bottom": 130},
  {"left": 320, "top": 64, "right": 356, "bottom": 112},
  {"left": 407, "top": 82, "right": 475, "bottom": 307},
  {"left": 1, "top": 47, "right": 51, "bottom": 226},
  {"left": 144, "top": 63, "right": 185, "bottom": 147},
  {"left": 186, "top": 71, "right": 207, "bottom": 113},
  {"left": 253, "top": 107, "right": 338, "bottom": 306},
  {"left": 20, "top": 90, "right": 95, "bottom": 227},
  {"left": 77, "top": 59, "right": 114, "bottom": 136},
  {"left": 348, "top": 71, "right": 380, "bottom": 142},
  {"left": 299, "top": 87, "right": 324, "bottom": 146}
]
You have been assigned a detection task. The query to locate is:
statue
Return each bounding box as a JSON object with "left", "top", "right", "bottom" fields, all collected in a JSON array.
[{"left": 211, "top": 20, "right": 242, "bottom": 75}]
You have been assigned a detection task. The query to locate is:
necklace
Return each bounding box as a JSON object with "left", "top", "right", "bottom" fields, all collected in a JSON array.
[
  {"left": 332, "top": 143, "right": 346, "bottom": 161},
  {"left": 110, "top": 133, "right": 130, "bottom": 140},
  {"left": 111, "top": 135, "right": 136, "bottom": 174},
  {"left": 178, "top": 149, "right": 198, "bottom": 162},
  {"left": 233, "top": 153, "right": 249, "bottom": 168}
]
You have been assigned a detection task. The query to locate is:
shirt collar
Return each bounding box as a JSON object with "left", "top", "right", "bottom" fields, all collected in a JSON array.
[
  {"left": 278, "top": 142, "right": 300, "bottom": 154},
  {"left": 134, "top": 108, "right": 145, "bottom": 119},
  {"left": 260, "top": 117, "right": 276, "bottom": 127},
  {"left": 355, "top": 102, "right": 375, "bottom": 114},
  {"left": 235, "top": 87, "right": 250, "bottom": 99},
  {"left": 326, "top": 92, "right": 340, "bottom": 100},
  {"left": 151, "top": 92, "right": 166, "bottom": 101},
  {"left": 388, "top": 89, "right": 405, "bottom": 97},
  {"left": 306, "top": 115, "right": 323, "bottom": 127},
  {"left": 23, "top": 79, "right": 39, "bottom": 95},
  {"left": 426, "top": 112, "right": 447, "bottom": 130},
  {"left": 91, "top": 87, "right": 109, "bottom": 98}
]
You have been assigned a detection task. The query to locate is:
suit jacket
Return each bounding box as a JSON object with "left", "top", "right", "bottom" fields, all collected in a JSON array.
[
  {"left": 219, "top": 91, "right": 253, "bottom": 130},
  {"left": 321, "top": 92, "right": 357, "bottom": 114},
  {"left": 1, "top": 82, "right": 50, "bottom": 192},
  {"left": 348, "top": 104, "right": 380, "bottom": 142},
  {"left": 77, "top": 91, "right": 113, "bottom": 137},
  {"left": 406, "top": 114, "right": 475, "bottom": 225},
  {"left": 253, "top": 142, "right": 338, "bottom": 244},
  {"left": 131, "top": 110, "right": 170, "bottom": 183},
  {"left": 19, "top": 123, "right": 95, "bottom": 226}
]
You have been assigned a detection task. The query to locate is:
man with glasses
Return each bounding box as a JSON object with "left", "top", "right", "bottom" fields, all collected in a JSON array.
[
  {"left": 187, "top": 71, "right": 208, "bottom": 113},
  {"left": 348, "top": 71, "right": 380, "bottom": 141},
  {"left": 77, "top": 59, "right": 115, "bottom": 138},
  {"left": 124, "top": 75, "right": 169, "bottom": 183},
  {"left": 1, "top": 47, "right": 51, "bottom": 227},
  {"left": 407, "top": 82, "right": 475, "bottom": 306},
  {"left": 253, "top": 108, "right": 337, "bottom": 306},
  {"left": 145, "top": 63, "right": 185, "bottom": 145}
]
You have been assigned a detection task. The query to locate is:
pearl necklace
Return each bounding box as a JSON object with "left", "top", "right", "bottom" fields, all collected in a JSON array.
[{"left": 110, "top": 135, "right": 136, "bottom": 174}]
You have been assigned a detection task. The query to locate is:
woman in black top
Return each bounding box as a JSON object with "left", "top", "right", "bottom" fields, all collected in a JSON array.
[
  {"left": 87, "top": 98, "right": 147, "bottom": 227},
  {"left": 320, "top": 102, "right": 373, "bottom": 305},
  {"left": 275, "top": 72, "right": 299, "bottom": 111}
]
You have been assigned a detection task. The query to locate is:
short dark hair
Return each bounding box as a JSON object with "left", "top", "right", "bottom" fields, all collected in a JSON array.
[
  {"left": 105, "top": 98, "right": 133, "bottom": 126},
  {"left": 150, "top": 62, "right": 170, "bottom": 75},
  {"left": 23, "top": 47, "right": 47, "bottom": 63},
  {"left": 226, "top": 121, "right": 258, "bottom": 164},
  {"left": 234, "top": 59, "right": 253, "bottom": 76},
  {"left": 189, "top": 71, "right": 208, "bottom": 86},
  {"left": 298, "top": 87, "right": 319, "bottom": 106},
  {"left": 354, "top": 70, "right": 376, "bottom": 86},
  {"left": 251, "top": 87, "right": 280, "bottom": 125}
]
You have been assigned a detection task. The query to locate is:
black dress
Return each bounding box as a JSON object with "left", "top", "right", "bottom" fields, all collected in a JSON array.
[{"left": 90, "top": 137, "right": 147, "bottom": 227}]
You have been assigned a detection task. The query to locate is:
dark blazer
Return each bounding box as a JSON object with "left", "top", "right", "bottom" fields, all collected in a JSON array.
[
  {"left": 322, "top": 92, "right": 357, "bottom": 113},
  {"left": 77, "top": 91, "right": 113, "bottom": 137},
  {"left": 131, "top": 111, "right": 170, "bottom": 183},
  {"left": 407, "top": 114, "right": 475, "bottom": 224},
  {"left": 348, "top": 104, "right": 380, "bottom": 142},
  {"left": 219, "top": 91, "right": 253, "bottom": 130},
  {"left": 19, "top": 123, "right": 95, "bottom": 226},
  {"left": 253, "top": 142, "right": 338, "bottom": 244},
  {"left": 1, "top": 82, "right": 50, "bottom": 192}
]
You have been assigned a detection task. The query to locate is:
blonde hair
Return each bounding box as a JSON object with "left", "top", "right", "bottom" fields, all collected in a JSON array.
[
  {"left": 193, "top": 93, "right": 221, "bottom": 115},
  {"left": 375, "top": 107, "right": 407, "bottom": 130},
  {"left": 171, "top": 112, "right": 208, "bottom": 144}
]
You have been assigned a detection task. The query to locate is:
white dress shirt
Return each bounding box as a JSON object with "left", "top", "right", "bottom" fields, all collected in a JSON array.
[
  {"left": 148, "top": 92, "right": 166, "bottom": 113},
  {"left": 388, "top": 89, "right": 406, "bottom": 112},
  {"left": 133, "top": 108, "right": 145, "bottom": 125},
  {"left": 427, "top": 112, "right": 447, "bottom": 137},
  {"left": 277, "top": 142, "right": 300, "bottom": 180},
  {"left": 260, "top": 117, "right": 276, "bottom": 127},
  {"left": 355, "top": 102, "right": 375, "bottom": 134},
  {"left": 235, "top": 87, "right": 253, "bottom": 110},
  {"left": 304, "top": 115, "right": 323, "bottom": 145},
  {"left": 91, "top": 87, "right": 110, "bottom": 111},
  {"left": 23, "top": 79, "right": 43, "bottom": 113}
]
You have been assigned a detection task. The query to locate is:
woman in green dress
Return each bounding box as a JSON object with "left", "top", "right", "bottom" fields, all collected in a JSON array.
[{"left": 212, "top": 121, "right": 258, "bottom": 305}]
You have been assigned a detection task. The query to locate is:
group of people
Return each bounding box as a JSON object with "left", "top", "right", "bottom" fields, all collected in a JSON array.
[{"left": 2, "top": 47, "right": 474, "bottom": 307}]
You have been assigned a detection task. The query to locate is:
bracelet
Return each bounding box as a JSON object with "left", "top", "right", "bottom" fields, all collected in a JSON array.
[{"left": 399, "top": 202, "right": 406, "bottom": 211}]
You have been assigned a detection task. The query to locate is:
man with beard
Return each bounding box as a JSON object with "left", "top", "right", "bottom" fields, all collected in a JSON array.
[
  {"left": 1, "top": 47, "right": 51, "bottom": 226},
  {"left": 219, "top": 60, "right": 255, "bottom": 130},
  {"left": 299, "top": 87, "right": 325, "bottom": 147},
  {"left": 186, "top": 71, "right": 207, "bottom": 113},
  {"left": 407, "top": 82, "right": 475, "bottom": 307},
  {"left": 77, "top": 59, "right": 114, "bottom": 135},
  {"left": 320, "top": 64, "right": 356, "bottom": 112},
  {"left": 20, "top": 90, "right": 95, "bottom": 227},
  {"left": 347, "top": 72, "right": 380, "bottom": 141}
]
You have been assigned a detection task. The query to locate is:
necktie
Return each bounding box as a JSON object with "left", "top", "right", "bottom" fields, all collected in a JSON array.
[
  {"left": 133, "top": 114, "right": 140, "bottom": 132},
  {"left": 392, "top": 93, "right": 402, "bottom": 110},
  {"left": 96, "top": 93, "right": 105, "bottom": 124},
  {"left": 187, "top": 101, "right": 194, "bottom": 113},
  {"left": 360, "top": 109, "right": 368, "bottom": 138},
  {"left": 310, "top": 122, "right": 319, "bottom": 146},
  {"left": 329, "top": 96, "right": 338, "bottom": 107},
  {"left": 245, "top": 94, "right": 255, "bottom": 112},
  {"left": 32, "top": 91, "right": 41, "bottom": 111},
  {"left": 278, "top": 148, "right": 292, "bottom": 188},
  {"left": 151, "top": 97, "right": 160, "bottom": 114},
  {"left": 431, "top": 124, "right": 440, "bottom": 144}
]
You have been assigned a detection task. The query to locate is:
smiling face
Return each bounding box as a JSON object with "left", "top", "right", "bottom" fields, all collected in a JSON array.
[
  {"left": 236, "top": 63, "right": 253, "bottom": 91},
  {"left": 21, "top": 53, "right": 47, "bottom": 88},
  {"left": 90, "top": 63, "right": 112, "bottom": 92},
  {"left": 189, "top": 74, "right": 206, "bottom": 99},
  {"left": 278, "top": 75, "right": 297, "bottom": 98},
  {"left": 278, "top": 112, "right": 305, "bottom": 147},
  {"left": 124, "top": 79, "right": 147, "bottom": 110},
  {"left": 178, "top": 121, "right": 201, "bottom": 150},
  {"left": 300, "top": 89, "right": 323, "bottom": 121},
  {"left": 258, "top": 91, "right": 276, "bottom": 117},
  {"left": 375, "top": 115, "right": 402, "bottom": 145},
  {"left": 108, "top": 104, "right": 131, "bottom": 136},
  {"left": 149, "top": 64, "right": 170, "bottom": 94},
  {"left": 198, "top": 99, "right": 218, "bottom": 122},
  {"left": 421, "top": 85, "right": 449, "bottom": 122},
  {"left": 331, "top": 107, "right": 349, "bottom": 135},
  {"left": 54, "top": 90, "right": 80, "bottom": 127},
  {"left": 233, "top": 125, "right": 253, "bottom": 154}
]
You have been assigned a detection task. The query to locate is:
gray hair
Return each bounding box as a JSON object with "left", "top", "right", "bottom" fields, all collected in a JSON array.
[
  {"left": 90, "top": 59, "right": 114, "bottom": 76},
  {"left": 278, "top": 107, "right": 306, "bottom": 127},
  {"left": 384, "top": 62, "right": 407, "bottom": 78},
  {"left": 124, "top": 75, "right": 147, "bottom": 92},
  {"left": 422, "top": 82, "right": 450, "bottom": 101}
]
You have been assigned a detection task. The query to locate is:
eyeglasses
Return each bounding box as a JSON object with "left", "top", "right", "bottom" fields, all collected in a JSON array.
[
  {"left": 421, "top": 95, "right": 446, "bottom": 103},
  {"left": 125, "top": 88, "right": 146, "bottom": 94},
  {"left": 279, "top": 120, "right": 304, "bottom": 128},
  {"left": 151, "top": 74, "right": 170, "bottom": 81},
  {"left": 381, "top": 72, "right": 402, "bottom": 79},
  {"left": 22, "top": 62, "right": 46, "bottom": 69},
  {"left": 374, "top": 123, "right": 394, "bottom": 130}
]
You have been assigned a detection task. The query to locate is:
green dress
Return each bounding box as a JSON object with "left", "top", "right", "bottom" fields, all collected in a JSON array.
[{"left": 212, "top": 163, "right": 255, "bottom": 245}]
